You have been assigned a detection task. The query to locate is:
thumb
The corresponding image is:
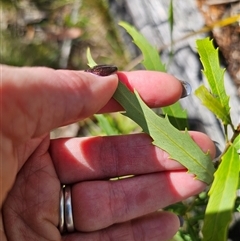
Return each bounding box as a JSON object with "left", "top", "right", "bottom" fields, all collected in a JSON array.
[{"left": 2, "top": 65, "right": 118, "bottom": 143}]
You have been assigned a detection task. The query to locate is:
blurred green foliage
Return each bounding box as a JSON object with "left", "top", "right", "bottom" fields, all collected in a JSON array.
[{"left": 1, "top": 0, "right": 128, "bottom": 69}]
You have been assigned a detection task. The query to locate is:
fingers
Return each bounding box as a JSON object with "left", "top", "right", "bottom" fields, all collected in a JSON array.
[
  {"left": 2, "top": 65, "right": 118, "bottom": 142},
  {"left": 100, "top": 71, "right": 183, "bottom": 112},
  {"left": 71, "top": 171, "right": 202, "bottom": 232},
  {"left": 2, "top": 65, "right": 183, "bottom": 143},
  {"left": 62, "top": 212, "right": 179, "bottom": 241},
  {"left": 50, "top": 132, "right": 216, "bottom": 183}
]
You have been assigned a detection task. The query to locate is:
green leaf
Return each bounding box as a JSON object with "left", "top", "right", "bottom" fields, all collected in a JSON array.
[
  {"left": 111, "top": 113, "right": 140, "bottom": 134},
  {"left": 232, "top": 133, "right": 240, "bottom": 152},
  {"left": 196, "top": 38, "right": 231, "bottom": 124},
  {"left": 168, "top": 0, "right": 174, "bottom": 34},
  {"left": 86, "top": 47, "right": 97, "bottom": 68},
  {"left": 119, "top": 21, "right": 188, "bottom": 129},
  {"left": 202, "top": 144, "right": 240, "bottom": 241},
  {"left": 94, "top": 114, "right": 119, "bottom": 135},
  {"left": 162, "top": 103, "right": 189, "bottom": 130},
  {"left": 119, "top": 21, "right": 166, "bottom": 72},
  {"left": 195, "top": 85, "right": 231, "bottom": 124},
  {"left": 113, "top": 81, "right": 215, "bottom": 184},
  {"left": 196, "top": 38, "right": 228, "bottom": 105}
]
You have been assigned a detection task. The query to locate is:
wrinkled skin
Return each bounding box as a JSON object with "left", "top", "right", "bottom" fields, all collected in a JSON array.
[{"left": 1, "top": 65, "right": 215, "bottom": 241}]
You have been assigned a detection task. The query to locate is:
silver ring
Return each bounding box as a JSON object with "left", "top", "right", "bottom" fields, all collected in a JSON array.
[
  {"left": 59, "top": 187, "right": 64, "bottom": 233},
  {"left": 64, "top": 185, "right": 75, "bottom": 232},
  {"left": 58, "top": 185, "right": 75, "bottom": 234}
]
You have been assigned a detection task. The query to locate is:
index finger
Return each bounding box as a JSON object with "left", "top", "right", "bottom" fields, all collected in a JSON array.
[
  {"left": 2, "top": 66, "right": 183, "bottom": 143},
  {"left": 100, "top": 71, "right": 184, "bottom": 112}
]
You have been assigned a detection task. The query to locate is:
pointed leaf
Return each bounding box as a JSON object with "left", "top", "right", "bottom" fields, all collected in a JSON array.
[
  {"left": 196, "top": 38, "right": 231, "bottom": 124},
  {"left": 119, "top": 21, "right": 188, "bottom": 129},
  {"left": 202, "top": 144, "right": 240, "bottom": 241},
  {"left": 113, "top": 81, "right": 215, "bottom": 184},
  {"left": 119, "top": 21, "right": 166, "bottom": 72},
  {"left": 195, "top": 85, "right": 231, "bottom": 124},
  {"left": 86, "top": 47, "right": 97, "bottom": 68},
  {"left": 168, "top": 0, "right": 174, "bottom": 34}
]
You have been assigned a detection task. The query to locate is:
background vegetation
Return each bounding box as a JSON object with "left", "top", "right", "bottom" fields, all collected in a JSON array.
[
  {"left": 1, "top": 1, "right": 239, "bottom": 241},
  {"left": 1, "top": 0, "right": 129, "bottom": 69}
]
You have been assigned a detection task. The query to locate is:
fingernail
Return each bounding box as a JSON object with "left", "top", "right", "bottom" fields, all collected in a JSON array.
[
  {"left": 180, "top": 81, "right": 192, "bottom": 98},
  {"left": 178, "top": 216, "right": 184, "bottom": 227}
]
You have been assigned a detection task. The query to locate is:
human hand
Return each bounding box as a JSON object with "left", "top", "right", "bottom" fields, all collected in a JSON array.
[{"left": 1, "top": 65, "right": 215, "bottom": 241}]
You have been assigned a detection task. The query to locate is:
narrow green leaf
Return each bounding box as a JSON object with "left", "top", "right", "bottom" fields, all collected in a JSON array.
[
  {"left": 196, "top": 38, "right": 228, "bottom": 105},
  {"left": 119, "top": 21, "right": 188, "bottom": 129},
  {"left": 195, "top": 85, "right": 231, "bottom": 124},
  {"left": 86, "top": 47, "right": 97, "bottom": 68},
  {"left": 119, "top": 21, "right": 166, "bottom": 72},
  {"left": 202, "top": 145, "right": 240, "bottom": 241},
  {"left": 196, "top": 38, "right": 231, "bottom": 124},
  {"left": 112, "top": 113, "right": 139, "bottom": 134},
  {"left": 94, "top": 114, "right": 119, "bottom": 135},
  {"left": 113, "top": 81, "right": 215, "bottom": 184},
  {"left": 168, "top": 0, "right": 174, "bottom": 50}
]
